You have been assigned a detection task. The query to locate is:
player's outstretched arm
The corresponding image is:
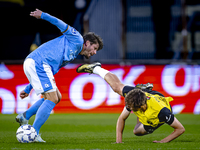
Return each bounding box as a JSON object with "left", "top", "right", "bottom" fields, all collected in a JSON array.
[
  {"left": 153, "top": 117, "right": 185, "bottom": 143},
  {"left": 116, "top": 107, "right": 130, "bottom": 143},
  {"left": 30, "top": 8, "right": 67, "bottom": 32}
]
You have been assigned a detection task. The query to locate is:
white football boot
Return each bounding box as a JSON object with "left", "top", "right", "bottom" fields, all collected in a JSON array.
[
  {"left": 35, "top": 134, "right": 46, "bottom": 143},
  {"left": 15, "top": 113, "right": 28, "bottom": 126}
]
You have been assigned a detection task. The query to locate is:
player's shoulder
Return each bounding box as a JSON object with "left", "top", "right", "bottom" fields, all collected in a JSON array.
[
  {"left": 68, "top": 26, "right": 77, "bottom": 34},
  {"left": 63, "top": 26, "right": 83, "bottom": 43},
  {"left": 63, "top": 25, "right": 80, "bottom": 36}
]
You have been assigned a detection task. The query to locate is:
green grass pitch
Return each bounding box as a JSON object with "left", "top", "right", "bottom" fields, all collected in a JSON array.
[{"left": 0, "top": 113, "right": 200, "bottom": 150}]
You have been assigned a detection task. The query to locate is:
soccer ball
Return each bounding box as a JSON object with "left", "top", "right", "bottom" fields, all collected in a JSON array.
[{"left": 16, "top": 124, "right": 37, "bottom": 143}]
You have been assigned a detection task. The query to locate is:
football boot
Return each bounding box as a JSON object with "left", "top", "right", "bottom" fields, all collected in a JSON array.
[
  {"left": 135, "top": 83, "right": 153, "bottom": 90},
  {"left": 76, "top": 62, "right": 101, "bottom": 74},
  {"left": 15, "top": 113, "right": 28, "bottom": 126}
]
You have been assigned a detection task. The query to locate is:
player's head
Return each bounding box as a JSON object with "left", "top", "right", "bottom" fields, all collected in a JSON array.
[
  {"left": 81, "top": 32, "right": 103, "bottom": 59},
  {"left": 83, "top": 32, "right": 103, "bottom": 51},
  {"left": 125, "top": 88, "right": 147, "bottom": 111}
]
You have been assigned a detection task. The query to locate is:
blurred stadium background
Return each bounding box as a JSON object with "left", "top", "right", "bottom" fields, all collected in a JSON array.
[{"left": 0, "top": 0, "right": 200, "bottom": 114}]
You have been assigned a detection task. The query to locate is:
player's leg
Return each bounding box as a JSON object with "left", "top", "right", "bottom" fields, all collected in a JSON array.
[
  {"left": 33, "top": 64, "right": 59, "bottom": 142},
  {"left": 23, "top": 98, "right": 45, "bottom": 119},
  {"left": 15, "top": 98, "right": 45, "bottom": 125},
  {"left": 16, "top": 59, "right": 61, "bottom": 125},
  {"left": 56, "top": 88, "right": 62, "bottom": 103},
  {"left": 16, "top": 59, "right": 46, "bottom": 125},
  {"left": 24, "top": 59, "right": 59, "bottom": 142},
  {"left": 134, "top": 117, "right": 164, "bottom": 136},
  {"left": 33, "top": 88, "right": 61, "bottom": 135},
  {"left": 18, "top": 88, "right": 61, "bottom": 124},
  {"left": 33, "top": 91, "right": 58, "bottom": 133},
  {"left": 77, "top": 62, "right": 124, "bottom": 96},
  {"left": 23, "top": 88, "right": 61, "bottom": 123},
  {"left": 133, "top": 117, "right": 148, "bottom": 136},
  {"left": 33, "top": 90, "right": 60, "bottom": 142}
]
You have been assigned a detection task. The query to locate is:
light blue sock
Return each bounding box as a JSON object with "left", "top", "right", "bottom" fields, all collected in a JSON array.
[
  {"left": 33, "top": 100, "right": 56, "bottom": 134},
  {"left": 23, "top": 98, "right": 45, "bottom": 120}
]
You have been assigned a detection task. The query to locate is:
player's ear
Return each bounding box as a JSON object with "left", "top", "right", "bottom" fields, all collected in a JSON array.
[{"left": 85, "top": 40, "right": 91, "bottom": 46}]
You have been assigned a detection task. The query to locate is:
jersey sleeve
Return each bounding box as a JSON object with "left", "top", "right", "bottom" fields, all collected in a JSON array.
[
  {"left": 41, "top": 12, "right": 68, "bottom": 32},
  {"left": 24, "top": 83, "right": 33, "bottom": 94},
  {"left": 125, "top": 107, "right": 131, "bottom": 112},
  {"left": 158, "top": 107, "right": 174, "bottom": 125}
]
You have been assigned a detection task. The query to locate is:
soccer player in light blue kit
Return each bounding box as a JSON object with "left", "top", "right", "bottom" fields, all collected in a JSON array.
[{"left": 15, "top": 9, "right": 103, "bottom": 142}]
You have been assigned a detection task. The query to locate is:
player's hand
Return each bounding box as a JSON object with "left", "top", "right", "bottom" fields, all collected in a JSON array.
[
  {"left": 30, "top": 8, "right": 43, "bottom": 19},
  {"left": 20, "top": 90, "right": 29, "bottom": 99}
]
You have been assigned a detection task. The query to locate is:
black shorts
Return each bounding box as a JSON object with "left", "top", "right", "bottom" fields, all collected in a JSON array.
[{"left": 143, "top": 123, "right": 164, "bottom": 134}]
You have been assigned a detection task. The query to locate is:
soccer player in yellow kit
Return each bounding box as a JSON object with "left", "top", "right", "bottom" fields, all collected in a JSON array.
[{"left": 77, "top": 62, "right": 185, "bottom": 143}]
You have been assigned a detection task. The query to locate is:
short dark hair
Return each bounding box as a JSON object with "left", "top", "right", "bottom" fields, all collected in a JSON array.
[
  {"left": 125, "top": 88, "right": 147, "bottom": 111},
  {"left": 83, "top": 32, "right": 103, "bottom": 50}
]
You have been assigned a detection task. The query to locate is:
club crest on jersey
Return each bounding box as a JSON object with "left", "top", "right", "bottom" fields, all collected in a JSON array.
[
  {"left": 45, "top": 84, "right": 49, "bottom": 88},
  {"left": 71, "top": 28, "right": 77, "bottom": 34}
]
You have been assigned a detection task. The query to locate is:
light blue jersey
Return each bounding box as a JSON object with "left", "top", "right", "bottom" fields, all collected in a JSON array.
[
  {"left": 24, "top": 12, "right": 83, "bottom": 94},
  {"left": 27, "top": 12, "right": 83, "bottom": 75}
]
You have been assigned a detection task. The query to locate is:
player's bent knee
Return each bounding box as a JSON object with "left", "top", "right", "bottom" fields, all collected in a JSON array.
[
  {"left": 56, "top": 89, "right": 62, "bottom": 104},
  {"left": 133, "top": 129, "right": 147, "bottom": 136},
  {"left": 134, "top": 132, "right": 145, "bottom": 136},
  {"left": 133, "top": 130, "right": 142, "bottom": 136},
  {"left": 57, "top": 95, "right": 62, "bottom": 104},
  {"left": 42, "top": 91, "right": 60, "bottom": 104},
  {"left": 180, "top": 127, "right": 185, "bottom": 134}
]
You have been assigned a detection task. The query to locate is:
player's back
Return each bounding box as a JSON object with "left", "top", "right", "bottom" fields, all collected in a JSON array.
[
  {"left": 27, "top": 35, "right": 65, "bottom": 75},
  {"left": 26, "top": 26, "right": 83, "bottom": 75}
]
